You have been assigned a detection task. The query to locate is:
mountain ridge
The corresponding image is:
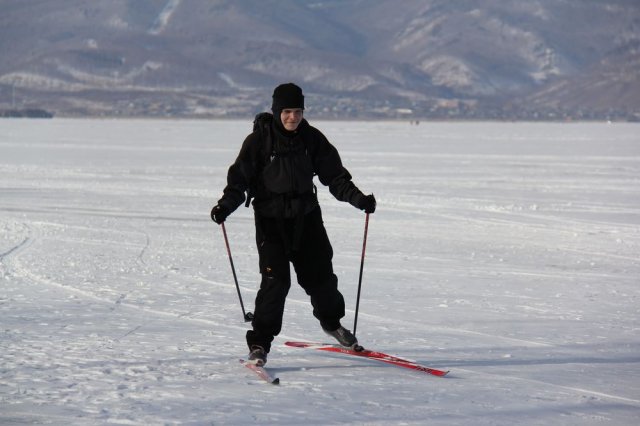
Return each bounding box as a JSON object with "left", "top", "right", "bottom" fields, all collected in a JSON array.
[{"left": 1, "top": 0, "right": 638, "bottom": 120}]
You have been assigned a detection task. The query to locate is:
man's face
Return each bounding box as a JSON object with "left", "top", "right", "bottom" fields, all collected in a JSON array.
[{"left": 280, "top": 108, "right": 303, "bottom": 131}]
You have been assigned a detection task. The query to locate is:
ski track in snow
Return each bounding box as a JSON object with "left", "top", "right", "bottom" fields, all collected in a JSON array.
[{"left": 1, "top": 119, "right": 639, "bottom": 425}]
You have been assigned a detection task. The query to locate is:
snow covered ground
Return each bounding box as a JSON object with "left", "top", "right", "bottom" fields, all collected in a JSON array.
[{"left": 1, "top": 118, "right": 639, "bottom": 425}]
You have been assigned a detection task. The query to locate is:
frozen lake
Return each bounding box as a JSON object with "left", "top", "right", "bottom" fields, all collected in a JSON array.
[{"left": 1, "top": 118, "right": 639, "bottom": 424}]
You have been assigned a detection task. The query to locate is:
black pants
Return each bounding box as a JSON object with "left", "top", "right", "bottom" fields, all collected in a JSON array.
[{"left": 246, "top": 207, "right": 345, "bottom": 352}]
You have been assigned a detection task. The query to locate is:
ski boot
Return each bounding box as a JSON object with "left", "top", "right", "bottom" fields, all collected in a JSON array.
[
  {"left": 324, "top": 325, "right": 364, "bottom": 351},
  {"left": 247, "top": 345, "right": 267, "bottom": 366}
]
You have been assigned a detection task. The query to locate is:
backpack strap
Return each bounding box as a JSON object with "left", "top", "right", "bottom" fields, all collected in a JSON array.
[{"left": 245, "top": 112, "right": 274, "bottom": 207}]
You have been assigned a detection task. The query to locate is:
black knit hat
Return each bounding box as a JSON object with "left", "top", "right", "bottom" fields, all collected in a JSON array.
[{"left": 271, "top": 83, "right": 305, "bottom": 112}]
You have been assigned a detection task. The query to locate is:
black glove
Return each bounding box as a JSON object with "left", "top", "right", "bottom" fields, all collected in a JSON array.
[
  {"left": 358, "top": 194, "right": 376, "bottom": 214},
  {"left": 210, "top": 204, "right": 229, "bottom": 224}
]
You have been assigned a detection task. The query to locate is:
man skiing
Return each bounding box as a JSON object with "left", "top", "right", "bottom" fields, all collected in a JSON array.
[{"left": 210, "top": 83, "right": 376, "bottom": 366}]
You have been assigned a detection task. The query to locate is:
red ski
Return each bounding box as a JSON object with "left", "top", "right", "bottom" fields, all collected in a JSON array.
[
  {"left": 285, "top": 341, "right": 449, "bottom": 377},
  {"left": 240, "top": 359, "right": 280, "bottom": 385}
]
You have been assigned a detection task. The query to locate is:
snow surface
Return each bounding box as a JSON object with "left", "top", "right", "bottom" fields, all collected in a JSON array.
[{"left": 1, "top": 118, "right": 639, "bottom": 425}]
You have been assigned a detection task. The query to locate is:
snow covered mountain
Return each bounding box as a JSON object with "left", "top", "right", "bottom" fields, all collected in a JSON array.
[{"left": 1, "top": 0, "right": 638, "bottom": 119}]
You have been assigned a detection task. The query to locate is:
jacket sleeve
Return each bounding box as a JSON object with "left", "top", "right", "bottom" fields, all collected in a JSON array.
[
  {"left": 312, "top": 129, "right": 366, "bottom": 208},
  {"left": 216, "top": 133, "right": 258, "bottom": 214}
]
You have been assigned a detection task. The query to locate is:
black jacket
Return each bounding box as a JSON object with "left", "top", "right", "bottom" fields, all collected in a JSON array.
[{"left": 217, "top": 115, "right": 366, "bottom": 218}]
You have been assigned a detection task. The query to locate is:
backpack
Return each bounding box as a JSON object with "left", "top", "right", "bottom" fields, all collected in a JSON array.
[{"left": 253, "top": 112, "right": 275, "bottom": 162}]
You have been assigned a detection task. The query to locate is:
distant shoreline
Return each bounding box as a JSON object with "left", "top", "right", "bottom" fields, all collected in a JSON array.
[{"left": 0, "top": 108, "right": 54, "bottom": 118}]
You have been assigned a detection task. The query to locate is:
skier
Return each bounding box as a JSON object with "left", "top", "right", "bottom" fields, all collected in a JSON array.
[{"left": 211, "top": 83, "right": 376, "bottom": 366}]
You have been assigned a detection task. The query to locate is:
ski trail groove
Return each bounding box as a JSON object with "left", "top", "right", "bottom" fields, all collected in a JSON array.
[
  {"left": 9, "top": 247, "right": 249, "bottom": 333},
  {"left": 0, "top": 236, "right": 31, "bottom": 260},
  {"left": 458, "top": 367, "right": 640, "bottom": 406}
]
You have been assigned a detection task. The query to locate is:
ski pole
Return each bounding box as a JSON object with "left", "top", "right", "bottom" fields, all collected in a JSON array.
[
  {"left": 221, "top": 222, "right": 254, "bottom": 322},
  {"left": 353, "top": 212, "right": 370, "bottom": 337}
]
